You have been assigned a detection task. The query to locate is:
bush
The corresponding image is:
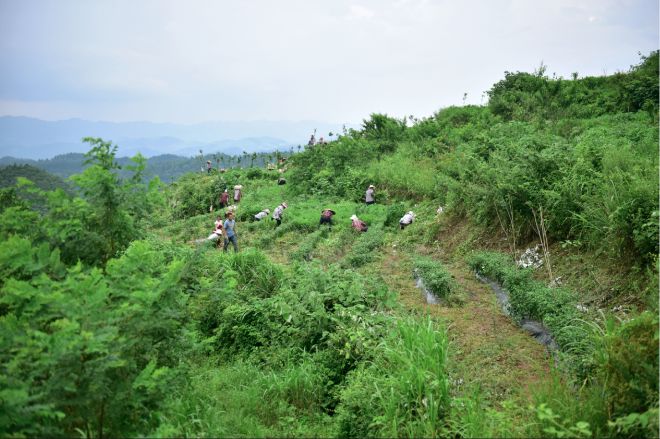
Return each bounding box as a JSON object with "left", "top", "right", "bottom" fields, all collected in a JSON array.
[
  {"left": 466, "top": 251, "right": 587, "bottom": 371},
  {"left": 0, "top": 240, "right": 189, "bottom": 437},
  {"left": 413, "top": 256, "right": 460, "bottom": 303},
  {"left": 341, "top": 225, "right": 385, "bottom": 268},
  {"left": 384, "top": 202, "right": 407, "bottom": 228}
]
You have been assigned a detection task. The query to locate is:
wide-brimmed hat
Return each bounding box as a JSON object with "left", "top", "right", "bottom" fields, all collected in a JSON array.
[
  {"left": 407, "top": 211, "right": 414, "bottom": 215},
  {"left": 350, "top": 214, "right": 358, "bottom": 221},
  {"left": 282, "top": 202, "right": 288, "bottom": 208},
  {"left": 368, "top": 184, "right": 375, "bottom": 189},
  {"left": 264, "top": 208, "right": 270, "bottom": 213},
  {"left": 234, "top": 185, "right": 243, "bottom": 190}
]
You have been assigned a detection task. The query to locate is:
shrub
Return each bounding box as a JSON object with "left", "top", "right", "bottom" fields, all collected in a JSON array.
[
  {"left": 413, "top": 256, "right": 460, "bottom": 303},
  {"left": 384, "top": 202, "right": 407, "bottom": 228},
  {"left": 341, "top": 225, "right": 385, "bottom": 268}
]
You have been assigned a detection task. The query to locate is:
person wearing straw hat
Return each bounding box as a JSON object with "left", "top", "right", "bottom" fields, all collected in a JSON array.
[
  {"left": 206, "top": 160, "right": 212, "bottom": 174},
  {"left": 399, "top": 211, "right": 416, "bottom": 230},
  {"left": 254, "top": 208, "right": 270, "bottom": 221},
  {"left": 320, "top": 208, "right": 336, "bottom": 228},
  {"left": 365, "top": 185, "right": 375, "bottom": 205},
  {"left": 350, "top": 214, "right": 368, "bottom": 232},
  {"left": 233, "top": 185, "right": 243, "bottom": 203},
  {"left": 272, "top": 202, "right": 288, "bottom": 227}
]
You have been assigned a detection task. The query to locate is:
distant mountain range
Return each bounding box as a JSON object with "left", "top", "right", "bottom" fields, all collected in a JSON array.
[
  {"left": 0, "top": 116, "right": 352, "bottom": 159},
  {"left": 0, "top": 151, "right": 288, "bottom": 182}
]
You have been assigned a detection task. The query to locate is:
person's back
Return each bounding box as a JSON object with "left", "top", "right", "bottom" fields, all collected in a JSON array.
[
  {"left": 254, "top": 210, "right": 269, "bottom": 221},
  {"left": 320, "top": 209, "right": 335, "bottom": 227},
  {"left": 365, "top": 185, "right": 375, "bottom": 204},
  {"left": 399, "top": 211, "right": 415, "bottom": 229},
  {"left": 272, "top": 203, "right": 287, "bottom": 227},
  {"left": 350, "top": 215, "right": 368, "bottom": 232}
]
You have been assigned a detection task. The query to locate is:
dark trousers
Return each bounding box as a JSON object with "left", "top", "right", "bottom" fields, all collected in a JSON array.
[
  {"left": 223, "top": 235, "right": 238, "bottom": 252},
  {"left": 366, "top": 201, "right": 374, "bottom": 205},
  {"left": 320, "top": 217, "right": 332, "bottom": 227},
  {"left": 274, "top": 218, "right": 282, "bottom": 227}
]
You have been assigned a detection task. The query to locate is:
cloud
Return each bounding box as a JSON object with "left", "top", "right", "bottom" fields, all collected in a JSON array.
[
  {"left": 346, "top": 4, "right": 375, "bottom": 20},
  {"left": 0, "top": 0, "right": 657, "bottom": 124}
]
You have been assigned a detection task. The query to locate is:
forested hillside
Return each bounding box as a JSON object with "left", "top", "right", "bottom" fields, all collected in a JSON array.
[
  {"left": 0, "top": 149, "right": 296, "bottom": 183},
  {"left": 1, "top": 52, "right": 658, "bottom": 438}
]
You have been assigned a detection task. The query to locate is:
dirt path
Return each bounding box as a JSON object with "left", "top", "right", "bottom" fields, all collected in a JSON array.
[{"left": 379, "top": 243, "right": 553, "bottom": 404}]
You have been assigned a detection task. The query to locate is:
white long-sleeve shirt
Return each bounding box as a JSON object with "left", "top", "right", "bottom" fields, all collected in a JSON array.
[
  {"left": 400, "top": 213, "right": 415, "bottom": 225},
  {"left": 273, "top": 205, "right": 284, "bottom": 220},
  {"left": 365, "top": 188, "right": 375, "bottom": 203},
  {"left": 254, "top": 211, "right": 269, "bottom": 220}
]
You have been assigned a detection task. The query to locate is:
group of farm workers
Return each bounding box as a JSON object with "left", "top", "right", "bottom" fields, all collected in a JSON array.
[{"left": 200, "top": 183, "right": 418, "bottom": 253}]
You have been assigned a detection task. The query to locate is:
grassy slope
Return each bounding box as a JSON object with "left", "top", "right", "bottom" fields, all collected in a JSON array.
[{"left": 163, "top": 178, "right": 556, "bottom": 432}]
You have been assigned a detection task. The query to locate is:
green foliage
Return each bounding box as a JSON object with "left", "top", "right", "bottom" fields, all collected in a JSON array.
[
  {"left": 384, "top": 202, "right": 407, "bottom": 227},
  {"left": 0, "top": 240, "right": 189, "bottom": 437},
  {"left": 341, "top": 224, "right": 385, "bottom": 268},
  {"left": 1, "top": 52, "right": 657, "bottom": 438},
  {"left": 414, "top": 256, "right": 461, "bottom": 303},
  {"left": 0, "top": 164, "right": 73, "bottom": 209},
  {"left": 488, "top": 51, "right": 659, "bottom": 121},
  {"left": 335, "top": 317, "right": 450, "bottom": 438},
  {"left": 361, "top": 113, "right": 407, "bottom": 154},
  {"left": 467, "top": 251, "right": 581, "bottom": 352}
]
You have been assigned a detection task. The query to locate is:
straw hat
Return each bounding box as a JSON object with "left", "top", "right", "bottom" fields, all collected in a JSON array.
[
  {"left": 350, "top": 214, "right": 358, "bottom": 221},
  {"left": 282, "top": 202, "right": 288, "bottom": 208},
  {"left": 368, "top": 184, "right": 375, "bottom": 189},
  {"left": 234, "top": 185, "right": 243, "bottom": 190},
  {"left": 264, "top": 208, "right": 270, "bottom": 214}
]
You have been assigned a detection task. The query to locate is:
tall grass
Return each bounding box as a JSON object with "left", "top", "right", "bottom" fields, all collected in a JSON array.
[{"left": 335, "top": 317, "right": 450, "bottom": 438}]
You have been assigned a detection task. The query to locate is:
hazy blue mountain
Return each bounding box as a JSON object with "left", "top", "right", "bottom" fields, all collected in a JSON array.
[
  {"left": 0, "top": 116, "right": 351, "bottom": 159},
  {"left": 0, "top": 149, "right": 293, "bottom": 182}
]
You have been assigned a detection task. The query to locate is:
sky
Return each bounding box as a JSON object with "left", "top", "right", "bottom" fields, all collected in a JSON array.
[{"left": 0, "top": 0, "right": 657, "bottom": 125}]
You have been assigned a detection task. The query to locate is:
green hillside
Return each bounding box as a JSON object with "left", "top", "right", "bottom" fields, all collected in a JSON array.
[{"left": 1, "top": 52, "right": 658, "bottom": 438}]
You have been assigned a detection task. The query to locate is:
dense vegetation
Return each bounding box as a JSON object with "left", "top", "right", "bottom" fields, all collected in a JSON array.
[{"left": 1, "top": 52, "right": 657, "bottom": 438}]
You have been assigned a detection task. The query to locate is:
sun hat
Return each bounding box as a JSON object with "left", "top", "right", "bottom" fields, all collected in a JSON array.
[
  {"left": 282, "top": 202, "right": 288, "bottom": 208},
  {"left": 350, "top": 214, "right": 358, "bottom": 221},
  {"left": 264, "top": 208, "right": 270, "bottom": 213},
  {"left": 368, "top": 184, "right": 375, "bottom": 189}
]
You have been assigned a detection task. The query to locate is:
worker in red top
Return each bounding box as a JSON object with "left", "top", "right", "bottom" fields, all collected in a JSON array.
[
  {"left": 219, "top": 189, "right": 229, "bottom": 208},
  {"left": 350, "top": 214, "right": 368, "bottom": 232},
  {"left": 320, "top": 209, "right": 336, "bottom": 229}
]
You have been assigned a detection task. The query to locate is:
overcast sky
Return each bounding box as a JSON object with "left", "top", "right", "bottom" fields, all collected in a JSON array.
[{"left": 0, "top": 0, "right": 657, "bottom": 125}]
